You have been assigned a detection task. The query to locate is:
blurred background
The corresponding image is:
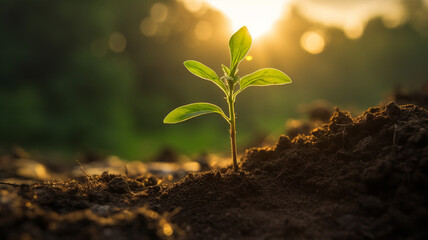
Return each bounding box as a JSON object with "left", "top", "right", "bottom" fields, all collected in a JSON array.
[{"left": 1, "top": 0, "right": 428, "bottom": 162}]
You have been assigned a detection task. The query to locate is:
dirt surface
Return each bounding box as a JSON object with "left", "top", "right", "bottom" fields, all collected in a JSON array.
[
  {"left": 0, "top": 172, "right": 179, "bottom": 240},
  {"left": 1, "top": 102, "right": 427, "bottom": 239}
]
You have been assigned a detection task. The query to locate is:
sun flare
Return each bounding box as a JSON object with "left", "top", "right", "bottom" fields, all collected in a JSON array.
[
  {"left": 300, "top": 31, "right": 325, "bottom": 54},
  {"left": 204, "top": 0, "right": 290, "bottom": 38}
]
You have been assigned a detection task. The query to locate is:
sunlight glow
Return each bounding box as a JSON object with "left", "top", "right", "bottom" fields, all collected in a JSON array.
[
  {"left": 204, "top": 0, "right": 290, "bottom": 38},
  {"left": 294, "top": 0, "right": 407, "bottom": 38},
  {"left": 300, "top": 31, "right": 325, "bottom": 54},
  {"left": 344, "top": 18, "right": 365, "bottom": 39},
  {"left": 194, "top": 21, "right": 213, "bottom": 40},
  {"left": 162, "top": 223, "right": 173, "bottom": 236},
  {"left": 178, "top": 0, "right": 208, "bottom": 17},
  {"left": 150, "top": 3, "right": 169, "bottom": 23},
  {"left": 382, "top": 4, "right": 407, "bottom": 29}
]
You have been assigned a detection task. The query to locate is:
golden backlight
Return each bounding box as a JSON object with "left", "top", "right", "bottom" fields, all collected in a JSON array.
[
  {"left": 204, "top": 0, "right": 290, "bottom": 38},
  {"left": 300, "top": 31, "right": 325, "bottom": 54}
]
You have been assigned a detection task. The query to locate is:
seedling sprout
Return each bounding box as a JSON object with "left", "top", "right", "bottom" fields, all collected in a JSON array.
[{"left": 164, "top": 26, "right": 292, "bottom": 171}]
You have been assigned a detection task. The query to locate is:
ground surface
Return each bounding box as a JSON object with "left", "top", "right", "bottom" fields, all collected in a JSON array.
[{"left": 1, "top": 102, "right": 427, "bottom": 240}]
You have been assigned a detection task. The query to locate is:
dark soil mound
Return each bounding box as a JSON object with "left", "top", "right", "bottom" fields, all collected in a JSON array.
[
  {"left": 1, "top": 102, "right": 427, "bottom": 240},
  {"left": 155, "top": 102, "right": 428, "bottom": 239}
]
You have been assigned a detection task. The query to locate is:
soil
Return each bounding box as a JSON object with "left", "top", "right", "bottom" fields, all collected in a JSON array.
[{"left": 1, "top": 102, "right": 427, "bottom": 240}]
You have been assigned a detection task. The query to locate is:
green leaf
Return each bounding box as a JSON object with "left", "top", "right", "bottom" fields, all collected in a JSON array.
[
  {"left": 221, "top": 64, "right": 230, "bottom": 76},
  {"left": 238, "top": 68, "right": 292, "bottom": 92},
  {"left": 229, "top": 26, "right": 252, "bottom": 75},
  {"left": 164, "top": 102, "right": 227, "bottom": 124},
  {"left": 184, "top": 60, "right": 227, "bottom": 93}
]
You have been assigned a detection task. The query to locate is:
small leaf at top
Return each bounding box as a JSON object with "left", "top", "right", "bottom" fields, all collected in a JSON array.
[
  {"left": 164, "top": 102, "right": 226, "bottom": 124},
  {"left": 229, "top": 26, "right": 252, "bottom": 75},
  {"left": 238, "top": 68, "right": 292, "bottom": 92},
  {"left": 221, "top": 64, "right": 230, "bottom": 76},
  {"left": 184, "top": 60, "right": 227, "bottom": 93}
]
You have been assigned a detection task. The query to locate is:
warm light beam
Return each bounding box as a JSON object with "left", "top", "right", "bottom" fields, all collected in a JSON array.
[{"left": 204, "top": 0, "right": 290, "bottom": 38}]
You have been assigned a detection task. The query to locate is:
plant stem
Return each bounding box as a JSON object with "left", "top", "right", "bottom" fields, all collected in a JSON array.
[{"left": 227, "top": 94, "right": 238, "bottom": 172}]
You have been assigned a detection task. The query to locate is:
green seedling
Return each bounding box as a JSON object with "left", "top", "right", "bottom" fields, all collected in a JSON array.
[{"left": 163, "top": 26, "right": 292, "bottom": 171}]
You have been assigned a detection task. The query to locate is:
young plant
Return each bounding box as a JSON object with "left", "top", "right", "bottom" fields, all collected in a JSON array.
[{"left": 163, "top": 26, "right": 292, "bottom": 171}]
